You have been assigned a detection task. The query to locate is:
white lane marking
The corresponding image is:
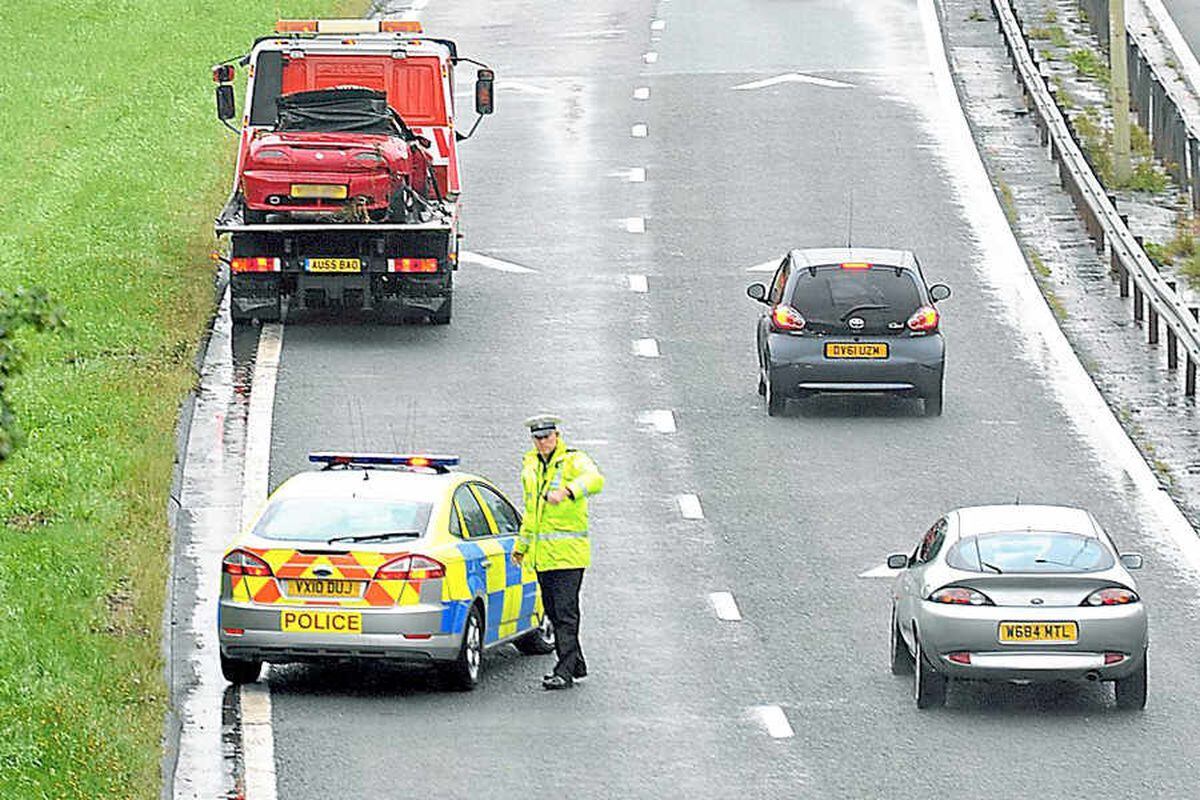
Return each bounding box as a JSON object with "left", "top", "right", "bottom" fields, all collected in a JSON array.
[
  {"left": 627, "top": 274, "right": 649, "bottom": 293},
  {"left": 632, "top": 338, "right": 660, "bottom": 358},
  {"left": 651, "top": 19, "right": 666, "bottom": 31},
  {"left": 733, "top": 73, "right": 854, "bottom": 91},
  {"left": 859, "top": 563, "right": 902, "bottom": 579},
  {"left": 241, "top": 684, "right": 277, "bottom": 800},
  {"left": 633, "top": 86, "right": 651, "bottom": 100},
  {"left": 629, "top": 166, "right": 646, "bottom": 183},
  {"left": 1143, "top": 0, "right": 1200, "bottom": 96},
  {"left": 916, "top": 0, "right": 1200, "bottom": 574},
  {"left": 623, "top": 216, "right": 647, "bottom": 234},
  {"left": 643, "top": 51, "right": 659, "bottom": 64},
  {"left": 631, "top": 123, "right": 649, "bottom": 138},
  {"left": 752, "top": 705, "right": 795, "bottom": 739},
  {"left": 746, "top": 258, "right": 782, "bottom": 272},
  {"left": 677, "top": 493, "right": 704, "bottom": 520},
  {"left": 637, "top": 409, "right": 677, "bottom": 433},
  {"left": 241, "top": 324, "right": 282, "bottom": 527},
  {"left": 709, "top": 591, "right": 743, "bottom": 621},
  {"left": 459, "top": 250, "right": 537, "bottom": 274}
]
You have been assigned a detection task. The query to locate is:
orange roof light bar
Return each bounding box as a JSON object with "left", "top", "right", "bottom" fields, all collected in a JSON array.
[{"left": 275, "top": 19, "right": 423, "bottom": 35}]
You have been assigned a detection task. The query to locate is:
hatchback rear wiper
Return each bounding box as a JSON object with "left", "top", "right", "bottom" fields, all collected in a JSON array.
[
  {"left": 839, "top": 303, "right": 889, "bottom": 322},
  {"left": 327, "top": 530, "right": 421, "bottom": 545}
]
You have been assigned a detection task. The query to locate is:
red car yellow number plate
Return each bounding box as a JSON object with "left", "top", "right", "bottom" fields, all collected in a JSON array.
[
  {"left": 998, "top": 621, "right": 1078, "bottom": 643},
  {"left": 281, "top": 610, "right": 362, "bottom": 634},
  {"left": 290, "top": 183, "right": 348, "bottom": 199},
  {"left": 824, "top": 342, "right": 888, "bottom": 359}
]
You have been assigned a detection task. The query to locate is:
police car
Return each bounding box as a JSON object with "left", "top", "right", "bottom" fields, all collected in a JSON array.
[{"left": 218, "top": 453, "right": 554, "bottom": 689}]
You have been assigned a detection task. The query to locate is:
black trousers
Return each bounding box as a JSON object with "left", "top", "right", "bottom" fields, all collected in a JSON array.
[{"left": 538, "top": 568, "right": 586, "bottom": 680}]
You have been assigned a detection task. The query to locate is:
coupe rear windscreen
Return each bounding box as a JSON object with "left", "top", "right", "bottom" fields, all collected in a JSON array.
[
  {"left": 787, "top": 266, "right": 922, "bottom": 329},
  {"left": 946, "top": 532, "right": 1115, "bottom": 573},
  {"left": 253, "top": 498, "right": 433, "bottom": 542}
]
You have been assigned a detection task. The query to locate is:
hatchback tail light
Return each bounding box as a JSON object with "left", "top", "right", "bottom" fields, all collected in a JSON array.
[
  {"left": 946, "top": 651, "right": 971, "bottom": 664},
  {"left": 1082, "top": 587, "right": 1139, "bottom": 606},
  {"left": 928, "top": 586, "right": 993, "bottom": 606},
  {"left": 1104, "top": 652, "right": 1127, "bottom": 664},
  {"left": 770, "top": 304, "right": 806, "bottom": 332},
  {"left": 907, "top": 305, "right": 939, "bottom": 332},
  {"left": 375, "top": 554, "right": 446, "bottom": 581},
  {"left": 222, "top": 549, "right": 273, "bottom": 577}
]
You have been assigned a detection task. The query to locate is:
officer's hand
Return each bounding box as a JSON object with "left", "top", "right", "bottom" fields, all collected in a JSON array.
[
  {"left": 512, "top": 551, "right": 524, "bottom": 567},
  {"left": 545, "top": 488, "right": 568, "bottom": 505}
]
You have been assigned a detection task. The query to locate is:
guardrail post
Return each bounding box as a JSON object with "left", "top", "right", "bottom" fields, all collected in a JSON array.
[
  {"left": 1188, "top": 308, "right": 1199, "bottom": 397},
  {"left": 1148, "top": 300, "right": 1160, "bottom": 344},
  {"left": 1167, "top": 281, "right": 1179, "bottom": 369}
]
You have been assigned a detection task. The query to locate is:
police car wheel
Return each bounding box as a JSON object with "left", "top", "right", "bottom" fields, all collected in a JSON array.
[
  {"left": 220, "top": 653, "right": 262, "bottom": 684},
  {"left": 514, "top": 614, "right": 556, "bottom": 656},
  {"left": 442, "top": 605, "right": 484, "bottom": 691}
]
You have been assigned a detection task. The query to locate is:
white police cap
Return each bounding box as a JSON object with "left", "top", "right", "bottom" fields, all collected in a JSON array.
[{"left": 524, "top": 413, "right": 562, "bottom": 437}]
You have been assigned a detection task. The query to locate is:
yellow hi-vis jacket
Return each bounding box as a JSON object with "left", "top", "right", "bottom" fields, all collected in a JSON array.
[{"left": 515, "top": 439, "right": 604, "bottom": 571}]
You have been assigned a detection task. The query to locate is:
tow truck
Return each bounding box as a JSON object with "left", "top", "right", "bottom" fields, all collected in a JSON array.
[{"left": 211, "top": 19, "right": 494, "bottom": 323}]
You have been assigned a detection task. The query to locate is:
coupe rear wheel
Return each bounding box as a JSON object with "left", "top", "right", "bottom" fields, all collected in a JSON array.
[
  {"left": 1115, "top": 651, "right": 1147, "bottom": 710},
  {"left": 220, "top": 653, "right": 262, "bottom": 684},
  {"left": 514, "top": 614, "right": 556, "bottom": 655},
  {"left": 913, "top": 635, "right": 946, "bottom": 708},
  {"left": 890, "top": 608, "right": 914, "bottom": 676},
  {"left": 441, "top": 604, "right": 484, "bottom": 691}
]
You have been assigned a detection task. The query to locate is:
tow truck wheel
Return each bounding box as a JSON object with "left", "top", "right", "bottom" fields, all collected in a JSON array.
[
  {"left": 220, "top": 653, "right": 262, "bottom": 684},
  {"left": 514, "top": 614, "right": 556, "bottom": 655},
  {"left": 441, "top": 604, "right": 483, "bottom": 691},
  {"left": 429, "top": 295, "right": 452, "bottom": 325}
]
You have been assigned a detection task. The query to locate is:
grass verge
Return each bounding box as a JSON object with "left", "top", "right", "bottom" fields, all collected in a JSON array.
[{"left": 0, "top": 0, "right": 364, "bottom": 797}]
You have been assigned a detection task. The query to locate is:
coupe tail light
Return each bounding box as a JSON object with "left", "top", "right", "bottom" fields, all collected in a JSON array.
[
  {"left": 375, "top": 555, "right": 445, "bottom": 581},
  {"left": 253, "top": 149, "right": 290, "bottom": 162},
  {"left": 231, "top": 257, "right": 281, "bottom": 273},
  {"left": 928, "top": 586, "right": 993, "bottom": 606},
  {"left": 770, "top": 304, "right": 806, "bottom": 332},
  {"left": 907, "top": 305, "right": 940, "bottom": 332},
  {"left": 388, "top": 258, "right": 439, "bottom": 273},
  {"left": 352, "top": 151, "right": 386, "bottom": 164},
  {"left": 222, "top": 549, "right": 273, "bottom": 577},
  {"left": 1082, "top": 587, "right": 1139, "bottom": 606}
]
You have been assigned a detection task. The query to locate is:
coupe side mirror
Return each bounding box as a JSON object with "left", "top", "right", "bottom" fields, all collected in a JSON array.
[
  {"left": 475, "top": 68, "right": 495, "bottom": 115},
  {"left": 929, "top": 283, "right": 951, "bottom": 302},
  {"left": 1119, "top": 552, "right": 1144, "bottom": 570},
  {"left": 746, "top": 283, "right": 768, "bottom": 303},
  {"left": 215, "top": 84, "right": 236, "bottom": 121},
  {"left": 886, "top": 553, "right": 909, "bottom": 569}
]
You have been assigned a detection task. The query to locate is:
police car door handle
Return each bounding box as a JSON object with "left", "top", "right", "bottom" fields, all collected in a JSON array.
[{"left": 480, "top": 561, "right": 491, "bottom": 569}]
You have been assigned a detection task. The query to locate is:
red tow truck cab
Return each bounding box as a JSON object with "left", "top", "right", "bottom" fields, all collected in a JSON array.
[{"left": 212, "top": 19, "right": 495, "bottom": 324}]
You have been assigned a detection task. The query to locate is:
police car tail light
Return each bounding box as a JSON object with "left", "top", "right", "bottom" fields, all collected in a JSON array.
[
  {"left": 928, "top": 586, "right": 993, "bottom": 606},
  {"left": 223, "top": 549, "right": 273, "bottom": 577},
  {"left": 906, "top": 305, "right": 939, "bottom": 332},
  {"left": 1082, "top": 587, "right": 1139, "bottom": 606},
  {"left": 770, "top": 304, "right": 805, "bottom": 332},
  {"left": 375, "top": 555, "right": 445, "bottom": 581}
]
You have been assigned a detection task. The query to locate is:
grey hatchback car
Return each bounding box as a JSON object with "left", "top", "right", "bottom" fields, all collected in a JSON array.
[
  {"left": 747, "top": 248, "right": 950, "bottom": 416},
  {"left": 887, "top": 505, "right": 1148, "bottom": 709}
]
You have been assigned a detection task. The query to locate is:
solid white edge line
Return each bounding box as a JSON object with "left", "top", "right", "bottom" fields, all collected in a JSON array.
[
  {"left": 632, "top": 338, "right": 660, "bottom": 357},
  {"left": 1142, "top": 0, "right": 1200, "bottom": 97},
  {"left": 917, "top": 0, "right": 1200, "bottom": 570},
  {"left": 239, "top": 324, "right": 283, "bottom": 800},
  {"left": 677, "top": 493, "right": 704, "bottom": 520},
  {"left": 633, "top": 87, "right": 651, "bottom": 100},
  {"left": 752, "top": 705, "right": 795, "bottom": 739},
  {"left": 240, "top": 684, "right": 277, "bottom": 800},
  {"left": 631, "top": 123, "right": 649, "bottom": 138},
  {"left": 709, "top": 591, "right": 743, "bottom": 621}
]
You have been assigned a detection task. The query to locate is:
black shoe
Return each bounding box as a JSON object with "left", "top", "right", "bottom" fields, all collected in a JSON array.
[
  {"left": 542, "top": 674, "right": 573, "bottom": 690},
  {"left": 573, "top": 667, "right": 588, "bottom": 683}
]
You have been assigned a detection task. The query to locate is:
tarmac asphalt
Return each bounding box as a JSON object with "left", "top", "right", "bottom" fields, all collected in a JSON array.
[{"left": 226, "top": 0, "right": 1200, "bottom": 797}]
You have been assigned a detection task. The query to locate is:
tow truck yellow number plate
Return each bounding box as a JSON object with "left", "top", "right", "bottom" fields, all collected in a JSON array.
[
  {"left": 998, "top": 621, "right": 1078, "bottom": 643},
  {"left": 305, "top": 258, "right": 361, "bottom": 273},
  {"left": 290, "top": 184, "right": 348, "bottom": 199},
  {"left": 824, "top": 342, "right": 888, "bottom": 359},
  {"left": 281, "top": 610, "right": 362, "bottom": 634}
]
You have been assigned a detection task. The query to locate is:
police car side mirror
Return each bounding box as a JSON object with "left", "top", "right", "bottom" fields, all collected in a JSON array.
[
  {"left": 886, "top": 553, "right": 909, "bottom": 570},
  {"left": 929, "top": 283, "right": 951, "bottom": 302},
  {"left": 746, "top": 283, "right": 768, "bottom": 303}
]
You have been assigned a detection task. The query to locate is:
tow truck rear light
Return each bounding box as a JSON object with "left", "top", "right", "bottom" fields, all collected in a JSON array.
[
  {"left": 906, "top": 305, "right": 939, "bottom": 332},
  {"left": 275, "top": 19, "right": 319, "bottom": 32},
  {"left": 222, "top": 550, "right": 273, "bottom": 577},
  {"left": 231, "top": 257, "right": 281, "bottom": 273},
  {"left": 770, "top": 304, "right": 805, "bottom": 332},
  {"left": 840, "top": 262, "right": 871, "bottom": 270},
  {"left": 375, "top": 555, "right": 445, "bottom": 581},
  {"left": 388, "top": 258, "right": 438, "bottom": 273}
]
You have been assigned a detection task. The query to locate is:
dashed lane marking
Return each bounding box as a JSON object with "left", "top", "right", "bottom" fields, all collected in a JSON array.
[
  {"left": 623, "top": 216, "right": 646, "bottom": 234},
  {"left": 629, "top": 166, "right": 646, "bottom": 183},
  {"left": 677, "top": 493, "right": 704, "bottom": 520},
  {"left": 633, "top": 87, "right": 651, "bottom": 100},
  {"left": 637, "top": 409, "right": 676, "bottom": 433},
  {"left": 752, "top": 705, "right": 795, "bottom": 739},
  {"left": 632, "top": 338, "right": 660, "bottom": 358},
  {"left": 627, "top": 274, "right": 649, "bottom": 293},
  {"left": 651, "top": 19, "right": 666, "bottom": 31},
  {"left": 643, "top": 51, "right": 659, "bottom": 64},
  {"left": 459, "top": 251, "right": 537, "bottom": 273},
  {"left": 631, "top": 123, "right": 649, "bottom": 138},
  {"left": 709, "top": 591, "right": 742, "bottom": 621}
]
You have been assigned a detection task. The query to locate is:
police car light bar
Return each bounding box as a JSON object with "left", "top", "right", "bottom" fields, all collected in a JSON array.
[{"left": 308, "top": 452, "right": 459, "bottom": 472}]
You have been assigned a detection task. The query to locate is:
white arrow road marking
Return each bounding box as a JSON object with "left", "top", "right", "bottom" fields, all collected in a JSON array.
[
  {"left": 733, "top": 73, "right": 854, "bottom": 91},
  {"left": 859, "top": 563, "right": 903, "bottom": 579},
  {"left": 746, "top": 257, "right": 783, "bottom": 272},
  {"left": 622, "top": 216, "right": 646, "bottom": 234},
  {"left": 459, "top": 251, "right": 537, "bottom": 273},
  {"left": 637, "top": 409, "right": 676, "bottom": 433},
  {"left": 631, "top": 123, "right": 649, "bottom": 138},
  {"left": 643, "top": 51, "right": 659, "bottom": 64},
  {"left": 677, "top": 493, "right": 704, "bottom": 520},
  {"left": 709, "top": 591, "right": 743, "bottom": 621},
  {"left": 632, "top": 338, "right": 660, "bottom": 357},
  {"left": 627, "top": 274, "right": 649, "bottom": 293},
  {"left": 752, "top": 705, "right": 795, "bottom": 739},
  {"left": 633, "top": 86, "right": 651, "bottom": 100}
]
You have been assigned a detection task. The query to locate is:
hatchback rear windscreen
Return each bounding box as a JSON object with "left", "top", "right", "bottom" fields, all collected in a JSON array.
[
  {"left": 253, "top": 498, "right": 433, "bottom": 542},
  {"left": 787, "top": 266, "right": 922, "bottom": 333},
  {"left": 945, "top": 532, "right": 1115, "bottom": 573}
]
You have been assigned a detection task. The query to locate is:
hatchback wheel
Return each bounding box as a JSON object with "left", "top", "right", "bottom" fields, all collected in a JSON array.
[
  {"left": 765, "top": 369, "right": 786, "bottom": 416},
  {"left": 913, "top": 635, "right": 946, "bottom": 708},
  {"left": 442, "top": 604, "right": 484, "bottom": 691},
  {"left": 1115, "top": 651, "right": 1147, "bottom": 710},
  {"left": 220, "top": 653, "right": 262, "bottom": 684},
  {"left": 890, "top": 608, "right": 914, "bottom": 676},
  {"left": 514, "top": 613, "right": 556, "bottom": 656},
  {"left": 923, "top": 385, "right": 943, "bottom": 417}
]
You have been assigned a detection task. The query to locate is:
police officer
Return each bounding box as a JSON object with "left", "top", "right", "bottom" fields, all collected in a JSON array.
[{"left": 512, "top": 414, "right": 605, "bottom": 690}]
